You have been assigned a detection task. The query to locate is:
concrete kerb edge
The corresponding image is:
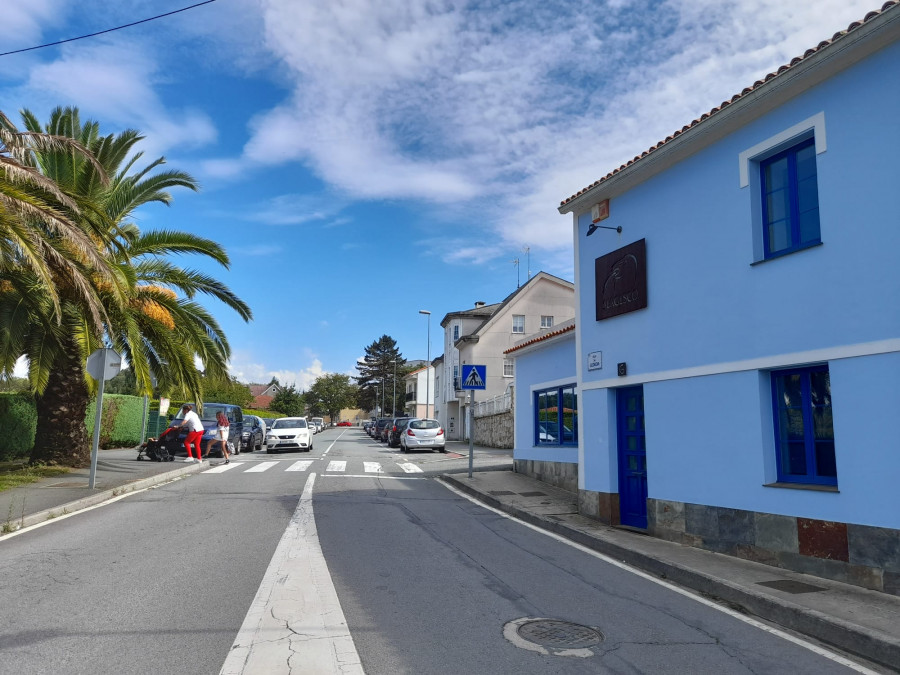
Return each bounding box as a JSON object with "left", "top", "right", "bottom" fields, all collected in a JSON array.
[
  {"left": 440, "top": 474, "right": 900, "bottom": 671},
  {"left": 13, "top": 462, "right": 202, "bottom": 531}
]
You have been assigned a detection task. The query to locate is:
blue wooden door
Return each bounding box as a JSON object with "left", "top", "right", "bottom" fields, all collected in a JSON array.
[{"left": 617, "top": 386, "right": 647, "bottom": 529}]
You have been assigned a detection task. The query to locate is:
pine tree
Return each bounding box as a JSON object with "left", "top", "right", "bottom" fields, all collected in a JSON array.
[{"left": 355, "top": 335, "right": 405, "bottom": 415}]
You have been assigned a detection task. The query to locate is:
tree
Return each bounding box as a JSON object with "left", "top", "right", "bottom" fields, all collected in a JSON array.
[
  {"left": 306, "top": 374, "right": 357, "bottom": 423},
  {"left": 1, "top": 107, "right": 251, "bottom": 466},
  {"left": 269, "top": 384, "right": 306, "bottom": 417},
  {"left": 104, "top": 367, "right": 137, "bottom": 395},
  {"left": 201, "top": 374, "right": 254, "bottom": 408},
  {"left": 354, "top": 335, "right": 405, "bottom": 415}
]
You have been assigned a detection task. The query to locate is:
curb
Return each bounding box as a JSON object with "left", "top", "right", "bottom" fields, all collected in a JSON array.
[
  {"left": 441, "top": 474, "right": 900, "bottom": 671},
  {"left": 8, "top": 462, "right": 204, "bottom": 533}
]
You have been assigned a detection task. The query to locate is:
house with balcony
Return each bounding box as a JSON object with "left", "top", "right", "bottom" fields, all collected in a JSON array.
[
  {"left": 529, "top": 4, "right": 900, "bottom": 594},
  {"left": 402, "top": 365, "right": 435, "bottom": 419},
  {"left": 436, "top": 271, "right": 575, "bottom": 442}
]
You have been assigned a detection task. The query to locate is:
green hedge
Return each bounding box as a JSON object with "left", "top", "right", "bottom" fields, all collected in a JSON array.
[
  {"left": 0, "top": 393, "right": 38, "bottom": 461},
  {"left": 86, "top": 394, "right": 146, "bottom": 449}
]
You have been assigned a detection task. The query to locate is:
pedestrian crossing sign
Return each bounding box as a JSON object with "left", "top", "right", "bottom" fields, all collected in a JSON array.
[{"left": 460, "top": 364, "right": 487, "bottom": 390}]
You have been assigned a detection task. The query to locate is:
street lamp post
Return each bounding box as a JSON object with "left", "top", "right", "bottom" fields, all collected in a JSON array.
[
  {"left": 392, "top": 359, "right": 397, "bottom": 417},
  {"left": 419, "top": 310, "right": 431, "bottom": 419}
]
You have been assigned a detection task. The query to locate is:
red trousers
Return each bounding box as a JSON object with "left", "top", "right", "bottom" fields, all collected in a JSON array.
[{"left": 184, "top": 430, "right": 204, "bottom": 459}]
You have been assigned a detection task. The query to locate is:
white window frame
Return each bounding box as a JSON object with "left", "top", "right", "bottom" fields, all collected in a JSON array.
[
  {"left": 503, "top": 359, "right": 514, "bottom": 377},
  {"left": 512, "top": 315, "right": 525, "bottom": 333},
  {"left": 540, "top": 315, "right": 554, "bottom": 329}
]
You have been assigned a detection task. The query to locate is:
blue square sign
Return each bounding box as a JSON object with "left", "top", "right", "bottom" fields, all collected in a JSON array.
[{"left": 460, "top": 364, "right": 487, "bottom": 390}]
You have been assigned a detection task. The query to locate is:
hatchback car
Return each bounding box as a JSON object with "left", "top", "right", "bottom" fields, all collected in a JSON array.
[
  {"left": 400, "top": 418, "right": 445, "bottom": 452},
  {"left": 241, "top": 415, "right": 266, "bottom": 452},
  {"left": 372, "top": 417, "right": 392, "bottom": 441},
  {"left": 266, "top": 417, "right": 313, "bottom": 453},
  {"left": 386, "top": 417, "right": 411, "bottom": 448}
]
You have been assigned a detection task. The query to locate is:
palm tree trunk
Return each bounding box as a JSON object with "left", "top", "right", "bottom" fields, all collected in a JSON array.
[{"left": 30, "top": 339, "right": 91, "bottom": 467}]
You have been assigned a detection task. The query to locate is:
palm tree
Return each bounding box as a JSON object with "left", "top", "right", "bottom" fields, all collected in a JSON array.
[
  {"left": 3, "top": 107, "right": 251, "bottom": 466},
  {"left": 0, "top": 109, "right": 114, "bottom": 330}
]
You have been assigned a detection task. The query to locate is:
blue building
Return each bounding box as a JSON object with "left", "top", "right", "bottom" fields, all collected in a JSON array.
[{"left": 515, "top": 4, "right": 900, "bottom": 594}]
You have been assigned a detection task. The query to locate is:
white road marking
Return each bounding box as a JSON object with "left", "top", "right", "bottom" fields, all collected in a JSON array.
[
  {"left": 286, "top": 461, "right": 314, "bottom": 472},
  {"left": 244, "top": 462, "right": 277, "bottom": 473},
  {"left": 326, "top": 461, "right": 347, "bottom": 472},
  {"left": 219, "top": 474, "right": 362, "bottom": 674},
  {"left": 202, "top": 463, "right": 242, "bottom": 474},
  {"left": 363, "top": 462, "right": 383, "bottom": 473},
  {"left": 397, "top": 463, "right": 424, "bottom": 473},
  {"left": 437, "top": 479, "right": 881, "bottom": 675},
  {"left": 321, "top": 474, "right": 424, "bottom": 481}
]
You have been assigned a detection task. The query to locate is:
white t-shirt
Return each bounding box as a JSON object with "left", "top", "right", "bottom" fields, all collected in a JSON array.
[{"left": 183, "top": 410, "right": 204, "bottom": 433}]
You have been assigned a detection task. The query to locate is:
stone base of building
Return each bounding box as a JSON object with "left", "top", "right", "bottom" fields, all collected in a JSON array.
[
  {"left": 647, "top": 498, "right": 900, "bottom": 596},
  {"left": 513, "top": 459, "right": 577, "bottom": 493}
]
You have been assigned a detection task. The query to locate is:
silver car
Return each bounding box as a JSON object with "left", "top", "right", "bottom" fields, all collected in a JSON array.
[{"left": 399, "top": 418, "right": 445, "bottom": 452}]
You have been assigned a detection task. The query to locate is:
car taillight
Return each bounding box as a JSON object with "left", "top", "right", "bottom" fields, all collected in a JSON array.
[
  {"left": 437, "top": 429, "right": 443, "bottom": 435},
  {"left": 406, "top": 429, "right": 414, "bottom": 436},
  {"left": 392, "top": 426, "right": 397, "bottom": 431}
]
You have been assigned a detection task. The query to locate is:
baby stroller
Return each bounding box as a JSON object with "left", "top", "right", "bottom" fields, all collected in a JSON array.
[{"left": 137, "top": 428, "right": 177, "bottom": 462}]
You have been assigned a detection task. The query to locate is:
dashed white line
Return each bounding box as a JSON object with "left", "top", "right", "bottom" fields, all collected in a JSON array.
[
  {"left": 286, "top": 461, "right": 314, "bottom": 472},
  {"left": 397, "top": 463, "right": 424, "bottom": 473},
  {"left": 363, "top": 462, "right": 383, "bottom": 473},
  {"left": 326, "top": 461, "right": 347, "bottom": 472}
]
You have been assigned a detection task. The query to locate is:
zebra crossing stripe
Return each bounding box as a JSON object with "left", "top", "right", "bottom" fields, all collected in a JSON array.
[
  {"left": 363, "top": 462, "right": 383, "bottom": 473},
  {"left": 397, "top": 463, "right": 423, "bottom": 473},
  {"left": 245, "top": 461, "right": 278, "bottom": 473},
  {"left": 202, "top": 462, "right": 241, "bottom": 474},
  {"left": 326, "top": 461, "right": 347, "bottom": 472},
  {"left": 286, "top": 461, "right": 314, "bottom": 472}
]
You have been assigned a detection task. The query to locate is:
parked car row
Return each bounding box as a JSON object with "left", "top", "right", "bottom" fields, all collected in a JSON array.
[{"left": 365, "top": 416, "right": 446, "bottom": 452}]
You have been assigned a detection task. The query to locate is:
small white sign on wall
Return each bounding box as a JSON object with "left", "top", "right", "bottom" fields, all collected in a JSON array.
[{"left": 587, "top": 351, "right": 602, "bottom": 371}]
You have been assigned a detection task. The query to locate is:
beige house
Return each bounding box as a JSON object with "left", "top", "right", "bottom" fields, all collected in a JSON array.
[
  {"left": 436, "top": 272, "right": 575, "bottom": 440},
  {"left": 402, "top": 365, "right": 436, "bottom": 419}
]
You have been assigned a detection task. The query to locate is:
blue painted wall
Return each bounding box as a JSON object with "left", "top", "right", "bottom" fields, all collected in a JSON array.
[
  {"left": 512, "top": 335, "right": 578, "bottom": 465},
  {"left": 574, "top": 40, "right": 900, "bottom": 528}
]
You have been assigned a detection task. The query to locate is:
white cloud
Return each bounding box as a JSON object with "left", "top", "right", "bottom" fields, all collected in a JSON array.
[
  {"left": 223, "top": 0, "right": 876, "bottom": 259},
  {"left": 0, "top": 1, "right": 59, "bottom": 46},
  {"left": 229, "top": 353, "right": 325, "bottom": 391},
  {"left": 19, "top": 40, "right": 216, "bottom": 157}
]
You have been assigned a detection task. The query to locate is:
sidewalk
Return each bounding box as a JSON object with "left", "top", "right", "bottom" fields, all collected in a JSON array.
[
  {"left": 0, "top": 447, "right": 205, "bottom": 532},
  {"left": 2, "top": 444, "right": 898, "bottom": 671},
  {"left": 441, "top": 470, "right": 900, "bottom": 672}
]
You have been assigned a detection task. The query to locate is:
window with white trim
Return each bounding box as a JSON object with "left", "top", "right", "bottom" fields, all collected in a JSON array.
[
  {"left": 503, "top": 359, "right": 514, "bottom": 377},
  {"left": 540, "top": 315, "right": 553, "bottom": 329},
  {"left": 512, "top": 315, "right": 525, "bottom": 333}
]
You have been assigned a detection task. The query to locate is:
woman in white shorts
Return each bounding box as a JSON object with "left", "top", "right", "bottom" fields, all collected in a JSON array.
[{"left": 213, "top": 410, "right": 231, "bottom": 463}]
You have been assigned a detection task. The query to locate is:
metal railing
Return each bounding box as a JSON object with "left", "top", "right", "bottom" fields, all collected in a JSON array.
[{"left": 473, "top": 391, "right": 512, "bottom": 418}]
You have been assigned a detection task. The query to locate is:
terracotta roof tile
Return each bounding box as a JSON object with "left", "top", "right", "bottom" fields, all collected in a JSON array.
[
  {"left": 504, "top": 320, "right": 576, "bottom": 355},
  {"left": 559, "top": 2, "right": 898, "bottom": 208}
]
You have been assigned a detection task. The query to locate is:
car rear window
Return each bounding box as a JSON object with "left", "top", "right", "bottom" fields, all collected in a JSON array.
[{"left": 409, "top": 420, "right": 440, "bottom": 430}]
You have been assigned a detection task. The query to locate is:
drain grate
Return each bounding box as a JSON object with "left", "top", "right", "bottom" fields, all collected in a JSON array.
[
  {"left": 516, "top": 620, "right": 604, "bottom": 649},
  {"left": 756, "top": 579, "right": 827, "bottom": 594},
  {"left": 519, "top": 491, "right": 547, "bottom": 497}
]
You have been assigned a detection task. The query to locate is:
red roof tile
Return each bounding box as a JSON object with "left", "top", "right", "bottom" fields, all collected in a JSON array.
[
  {"left": 559, "top": 2, "right": 899, "bottom": 208},
  {"left": 504, "top": 321, "right": 576, "bottom": 355}
]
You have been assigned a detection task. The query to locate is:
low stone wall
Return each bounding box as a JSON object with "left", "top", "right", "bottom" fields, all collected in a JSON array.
[
  {"left": 473, "top": 411, "right": 513, "bottom": 449},
  {"left": 514, "top": 459, "right": 578, "bottom": 493}
]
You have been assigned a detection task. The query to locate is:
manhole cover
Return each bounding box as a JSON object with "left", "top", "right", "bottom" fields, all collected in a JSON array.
[{"left": 516, "top": 619, "right": 603, "bottom": 649}]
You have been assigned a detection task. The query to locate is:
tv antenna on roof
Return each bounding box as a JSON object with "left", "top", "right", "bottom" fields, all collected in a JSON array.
[
  {"left": 523, "top": 246, "right": 531, "bottom": 280},
  {"left": 512, "top": 257, "right": 520, "bottom": 288}
]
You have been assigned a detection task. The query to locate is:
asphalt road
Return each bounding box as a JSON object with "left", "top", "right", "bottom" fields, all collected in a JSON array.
[{"left": 0, "top": 428, "right": 870, "bottom": 674}]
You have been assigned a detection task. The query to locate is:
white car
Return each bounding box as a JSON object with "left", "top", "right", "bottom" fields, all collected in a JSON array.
[
  {"left": 399, "top": 418, "right": 445, "bottom": 452},
  {"left": 266, "top": 417, "right": 313, "bottom": 453}
]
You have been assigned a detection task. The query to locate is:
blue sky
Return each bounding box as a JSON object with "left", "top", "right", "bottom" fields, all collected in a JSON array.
[{"left": 3, "top": 0, "right": 876, "bottom": 389}]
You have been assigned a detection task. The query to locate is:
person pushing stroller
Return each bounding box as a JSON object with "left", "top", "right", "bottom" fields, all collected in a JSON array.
[{"left": 168, "top": 404, "right": 205, "bottom": 463}]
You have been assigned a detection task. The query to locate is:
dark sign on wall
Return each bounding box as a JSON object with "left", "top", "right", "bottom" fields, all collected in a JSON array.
[{"left": 595, "top": 239, "right": 647, "bottom": 321}]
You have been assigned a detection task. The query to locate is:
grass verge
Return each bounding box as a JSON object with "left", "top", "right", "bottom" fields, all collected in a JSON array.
[{"left": 0, "top": 463, "right": 70, "bottom": 492}]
